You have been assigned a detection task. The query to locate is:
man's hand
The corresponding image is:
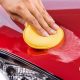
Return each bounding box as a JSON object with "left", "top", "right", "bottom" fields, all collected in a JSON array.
[{"left": 1, "top": 0, "right": 59, "bottom": 36}]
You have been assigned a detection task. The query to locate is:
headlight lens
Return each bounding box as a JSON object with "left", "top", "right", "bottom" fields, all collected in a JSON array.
[{"left": 0, "top": 49, "right": 62, "bottom": 80}]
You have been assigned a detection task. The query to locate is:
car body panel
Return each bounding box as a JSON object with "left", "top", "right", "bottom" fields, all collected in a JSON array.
[{"left": 0, "top": 2, "right": 80, "bottom": 80}]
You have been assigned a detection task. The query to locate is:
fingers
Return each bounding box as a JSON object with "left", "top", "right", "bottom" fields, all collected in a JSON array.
[
  {"left": 10, "top": 14, "right": 25, "bottom": 24},
  {"left": 25, "top": 3, "right": 56, "bottom": 35},
  {"left": 4, "top": 0, "right": 58, "bottom": 36},
  {"left": 35, "top": 0, "right": 59, "bottom": 30},
  {"left": 15, "top": 5, "right": 49, "bottom": 36}
]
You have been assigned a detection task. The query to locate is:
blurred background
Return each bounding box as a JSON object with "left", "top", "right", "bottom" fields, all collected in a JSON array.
[{"left": 42, "top": 0, "right": 80, "bottom": 10}]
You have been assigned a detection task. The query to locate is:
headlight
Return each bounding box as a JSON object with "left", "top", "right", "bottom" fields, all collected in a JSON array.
[{"left": 0, "top": 49, "right": 62, "bottom": 80}]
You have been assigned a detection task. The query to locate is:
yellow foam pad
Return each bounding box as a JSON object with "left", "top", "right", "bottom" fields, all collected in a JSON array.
[{"left": 23, "top": 25, "right": 64, "bottom": 49}]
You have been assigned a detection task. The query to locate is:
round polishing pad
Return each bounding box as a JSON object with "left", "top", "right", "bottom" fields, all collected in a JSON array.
[{"left": 23, "top": 25, "right": 64, "bottom": 49}]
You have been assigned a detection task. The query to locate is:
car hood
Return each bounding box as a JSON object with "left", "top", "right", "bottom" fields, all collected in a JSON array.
[{"left": 0, "top": 6, "right": 80, "bottom": 80}]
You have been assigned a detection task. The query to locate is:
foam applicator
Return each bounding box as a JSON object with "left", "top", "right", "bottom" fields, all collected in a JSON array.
[{"left": 23, "top": 24, "right": 64, "bottom": 49}]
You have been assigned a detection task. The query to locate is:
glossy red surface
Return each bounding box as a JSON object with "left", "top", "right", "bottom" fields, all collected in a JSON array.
[{"left": 0, "top": 6, "right": 80, "bottom": 80}]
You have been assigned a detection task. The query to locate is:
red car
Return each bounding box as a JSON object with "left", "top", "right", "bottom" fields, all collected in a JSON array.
[{"left": 0, "top": 0, "right": 80, "bottom": 80}]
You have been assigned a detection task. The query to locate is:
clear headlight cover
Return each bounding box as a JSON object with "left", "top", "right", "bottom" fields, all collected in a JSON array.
[{"left": 0, "top": 49, "right": 62, "bottom": 80}]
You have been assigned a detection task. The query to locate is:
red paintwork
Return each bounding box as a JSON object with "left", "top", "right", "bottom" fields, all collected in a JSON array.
[{"left": 0, "top": 6, "right": 80, "bottom": 80}]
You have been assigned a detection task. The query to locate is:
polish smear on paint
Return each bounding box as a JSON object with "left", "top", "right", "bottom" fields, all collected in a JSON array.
[
  {"left": 48, "top": 28, "right": 80, "bottom": 63},
  {"left": 29, "top": 28, "right": 80, "bottom": 63}
]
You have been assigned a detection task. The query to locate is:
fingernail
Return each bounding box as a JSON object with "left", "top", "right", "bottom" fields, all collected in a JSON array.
[
  {"left": 43, "top": 32, "right": 49, "bottom": 37},
  {"left": 50, "top": 30, "right": 56, "bottom": 34},
  {"left": 54, "top": 24, "right": 59, "bottom": 29}
]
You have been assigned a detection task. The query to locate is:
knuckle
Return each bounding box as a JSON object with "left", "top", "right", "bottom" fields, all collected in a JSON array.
[
  {"left": 26, "top": 0, "right": 30, "bottom": 2},
  {"left": 38, "top": 28, "right": 44, "bottom": 34},
  {"left": 38, "top": 15, "right": 43, "bottom": 21},
  {"left": 16, "top": 5, "right": 23, "bottom": 10},
  {"left": 15, "top": 4, "right": 24, "bottom": 12},
  {"left": 41, "top": 10, "right": 46, "bottom": 16},
  {"left": 36, "top": 13, "right": 42, "bottom": 18},
  {"left": 47, "top": 27, "right": 51, "bottom": 31},
  {"left": 31, "top": 18, "right": 37, "bottom": 25},
  {"left": 45, "top": 26, "right": 51, "bottom": 31},
  {"left": 23, "top": 0, "right": 27, "bottom": 1},
  {"left": 37, "top": 16, "right": 43, "bottom": 22},
  {"left": 38, "top": 27, "right": 43, "bottom": 32},
  {"left": 43, "top": 7, "right": 46, "bottom": 11}
]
